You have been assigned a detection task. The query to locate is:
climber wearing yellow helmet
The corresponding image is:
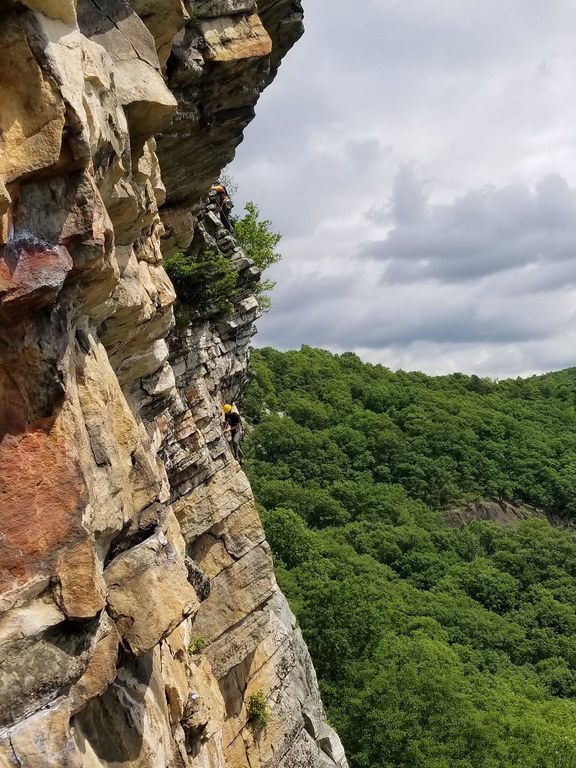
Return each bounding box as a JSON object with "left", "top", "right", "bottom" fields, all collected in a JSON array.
[
  {"left": 210, "top": 182, "right": 234, "bottom": 231},
  {"left": 222, "top": 404, "right": 244, "bottom": 463}
]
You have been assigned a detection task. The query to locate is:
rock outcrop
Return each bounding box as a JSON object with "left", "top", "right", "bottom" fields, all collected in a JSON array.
[
  {"left": 446, "top": 500, "right": 548, "bottom": 527},
  {"left": 446, "top": 499, "right": 576, "bottom": 533},
  {"left": 0, "top": 2, "right": 347, "bottom": 767}
]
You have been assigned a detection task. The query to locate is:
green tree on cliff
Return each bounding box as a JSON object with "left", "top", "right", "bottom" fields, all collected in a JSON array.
[
  {"left": 234, "top": 202, "right": 281, "bottom": 311},
  {"left": 164, "top": 249, "right": 238, "bottom": 316},
  {"left": 164, "top": 201, "right": 282, "bottom": 317}
]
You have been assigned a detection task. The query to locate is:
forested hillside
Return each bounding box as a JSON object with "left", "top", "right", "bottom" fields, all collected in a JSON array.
[{"left": 243, "top": 346, "right": 576, "bottom": 768}]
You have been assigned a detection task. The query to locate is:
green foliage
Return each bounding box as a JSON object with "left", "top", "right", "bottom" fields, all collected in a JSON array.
[
  {"left": 234, "top": 202, "right": 281, "bottom": 271},
  {"left": 247, "top": 691, "right": 271, "bottom": 725},
  {"left": 164, "top": 250, "right": 238, "bottom": 316},
  {"left": 234, "top": 202, "right": 281, "bottom": 311},
  {"left": 242, "top": 347, "right": 576, "bottom": 767},
  {"left": 260, "top": 506, "right": 319, "bottom": 568},
  {"left": 188, "top": 636, "right": 207, "bottom": 654},
  {"left": 244, "top": 347, "right": 576, "bottom": 515}
]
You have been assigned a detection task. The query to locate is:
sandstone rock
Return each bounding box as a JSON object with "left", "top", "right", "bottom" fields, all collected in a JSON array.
[
  {"left": 200, "top": 13, "right": 272, "bottom": 62},
  {"left": 190, "top": 542, "right": 275, "bottom": 643},
  {"left": 240, "top": 592, "right": 349, "bottom": 768},
  {"left": 161, "top": 640, "right": 190, "bottom": 725},
  {"left": 0, "top": 180, "right": 11, "bottom": 218},
  {"left": 104, "top": 531, "right": 199, "bottom": 654},
  {"left": 159, "top": 207, "right": 196, "bottom": 256},
  {"left": 77, "top": 0, "right": 177, "bottom": 138},
  {"left": 135, "top": 139, "right": 167, "bottom": 208},
  {"left": 55, "top": 537, "right": 106, "bottom": 619},
  {"left": 23, "top": 14, "right": 91, "bottom": 162},
  {"left": 446, "top": 499, "right": 548, "bottom": 527},
  {"left": 125, "top": 0, "right": 188, "bottom": 65},
  {"left": 174, "top": 466, "right": 254, "bottom": 540},
  {"left": 76, "top": 342, "right": 164, "bottom": 533},
  {"left": 114, "top": 338, "right": 173, "bottom": 385},
  {"left": 22, "top": 0, "right": 77, "bottom": 26},
  {"left": 0, "top": 612, "right": 100, "bottom": 730},
  {"left": 0, "top": 14, "right": 65, "bottom": 184},
  {"left": 15, "top": 171, "right": 118, "bottom": 317},
  {"left": 182, "top": 657, "right": 226, "bottom": 751},
  {"left": 187, "top": 500, "right": 266, "bottom": 584},
  {"left": 103, "top": 175, "right": 156, "bottom": 246},
  {"left": 72, "top": 647, "right": 184, "bottom": 767},
  {"left": 3, "top": 705, "right": 82, "bottom": 768},
  {"left": 81, "top": 37, "right": 128, "bottom": 164},
  {"left": 0, "top": 238, "right": 73, "bottom": 325},
  {"left": 142, "top": 361, "right": 177, "bottom": 397},
  {"left": 258, "top": 0, "right": 304, "bottom": 77},
  {"left": 204, "top": 607, "right": 270, "bottom": 680},
  {"left": 16, "top": 172, "right": 113, "bottom": 273},
  {"left": 196, "top": 0, "right": 257, "bottom": 19},
  {"left": 0, "top": 599, "right": 64, "bottom": 647},
  {"left": 212, "top": 496, "right": 266, "bottom": 559},
  {"left": 188, "top": 532, "right": 235, "bottom": 578},
  {"left": 0, "top": 411, "right": 85, "bottom": 606},
  {"left": 156, "top": 0, "right": 304, "bottom": 207},
  {"left": 69, "top": 616, "right": 120, "bottom": 712},
  {"left": 184, "top": 556, "right": 212, "bottom": 602},
  {"left": 98, "top": 253, "right": 176, "bottom": 385}
]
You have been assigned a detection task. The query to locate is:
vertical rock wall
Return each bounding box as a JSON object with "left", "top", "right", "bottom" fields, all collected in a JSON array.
[{"left": 0, "top": 1, "right": 348, "bottom": 767}]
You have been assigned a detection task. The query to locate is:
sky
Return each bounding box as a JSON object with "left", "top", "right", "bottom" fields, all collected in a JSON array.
[{"left": 230, "top": 0, "right": 576, "bottom": 378}]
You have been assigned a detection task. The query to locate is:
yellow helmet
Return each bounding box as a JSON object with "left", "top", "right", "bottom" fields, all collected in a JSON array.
[{"left": 223, "top": 404, "right": 232, "bottom": 413}]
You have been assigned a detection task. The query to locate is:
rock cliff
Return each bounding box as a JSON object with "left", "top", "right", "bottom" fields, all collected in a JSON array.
[{"left": 0, "top": 2, "right": 348, "bottom": 767}]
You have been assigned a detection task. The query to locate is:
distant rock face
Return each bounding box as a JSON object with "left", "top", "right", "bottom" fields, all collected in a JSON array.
[
  {"left": 446, "top": 500, "right": 576, "bottom": 534},
  {"left": 446, "top": 500, "right": 548, "bottom": 527},
  {"left": 0, "top": 2, "right": 347, "bottom": 767}
]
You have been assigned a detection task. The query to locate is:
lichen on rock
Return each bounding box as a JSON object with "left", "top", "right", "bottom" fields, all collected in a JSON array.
[{"left": 0, "top": 1, "right": 347, "bottom": 766}]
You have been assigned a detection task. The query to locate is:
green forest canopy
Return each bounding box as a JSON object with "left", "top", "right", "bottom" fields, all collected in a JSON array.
[{"left": 242, "top": 346, "right": 576, "bottom": 768}]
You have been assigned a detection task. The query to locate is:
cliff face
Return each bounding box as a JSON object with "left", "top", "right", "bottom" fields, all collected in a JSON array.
[{"left": 0, "top": 2, "right": 347, "bottom": 767}]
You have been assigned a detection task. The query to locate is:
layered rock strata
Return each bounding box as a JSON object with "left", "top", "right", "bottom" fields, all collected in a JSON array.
[{"left": 0, "top": 1, "right": 347, "bottom": 767}]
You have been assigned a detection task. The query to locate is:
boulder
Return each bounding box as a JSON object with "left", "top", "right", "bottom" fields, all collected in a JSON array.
[
  {"left": 0, "top": 238, "right": 73, "bottom": 324},
  {"left": 104, "top": 531, "right": 199, "bottom": 654}
]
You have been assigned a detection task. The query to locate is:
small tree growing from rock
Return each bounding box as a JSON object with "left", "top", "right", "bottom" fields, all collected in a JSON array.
[
  {"left": 247, "top": 690, "right": 272, "bottom": 725},
  {"left": 234, "top": 202, "right": 281, "bottom": 311}
]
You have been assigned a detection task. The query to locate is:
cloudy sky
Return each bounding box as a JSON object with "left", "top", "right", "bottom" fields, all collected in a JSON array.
[{"left": 231, "top": 0, "right": 576, "bottom": 378}]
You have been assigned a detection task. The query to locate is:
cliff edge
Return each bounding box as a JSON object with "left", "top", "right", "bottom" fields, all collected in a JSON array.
[{"left": 0, "top": 2, "right": 347, "bottom": 766}]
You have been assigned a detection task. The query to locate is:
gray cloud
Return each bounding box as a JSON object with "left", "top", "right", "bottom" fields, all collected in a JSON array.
[
  {"left": 232, "top": 0, "right": 576, "bottom": 377},
  {"left": 360, "top": 169, "right": 576, "bottom": 284},
  {"left": 257, "top": 264, "right": 571, "bottom": 353}
]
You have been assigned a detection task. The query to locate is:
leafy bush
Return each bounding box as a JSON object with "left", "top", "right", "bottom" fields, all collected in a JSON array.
[
  {"left": 164, "top": 250, "right": 238, "bottom": 315},
  {"left": 247, "top": 691, "right": 271, "bottom": 725},
  {"left": 188, "top": 636, "right": 207, "bottom": 654}
]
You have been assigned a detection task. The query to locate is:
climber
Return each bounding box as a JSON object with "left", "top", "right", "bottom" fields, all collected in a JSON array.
[
  {"left": 210, "top": 182, "right": 234, "bottom": 232},
  {"left": 222, "top": 403, "right": 244, "bottom": 463}
]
